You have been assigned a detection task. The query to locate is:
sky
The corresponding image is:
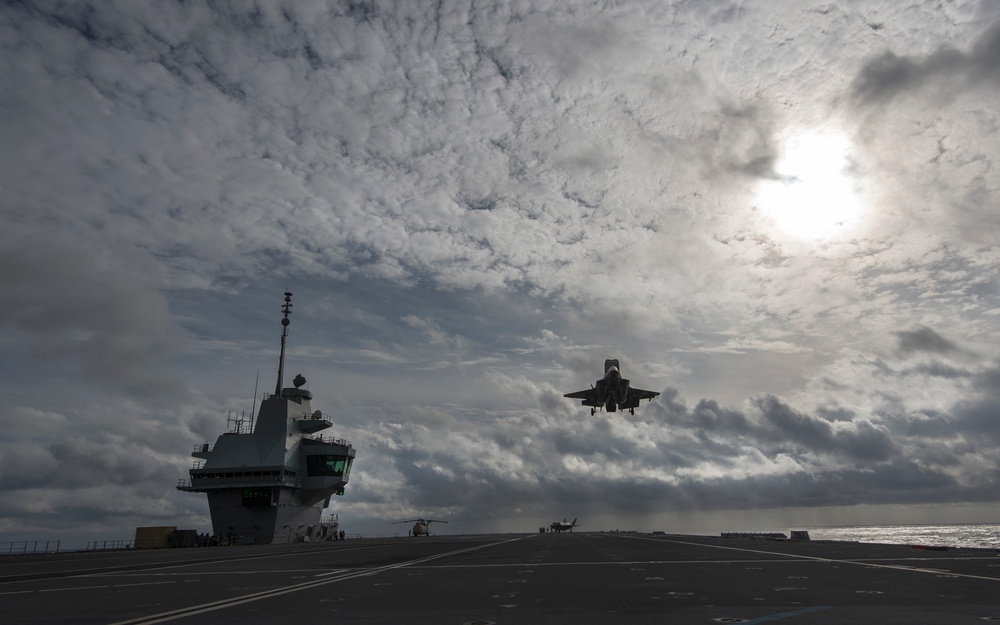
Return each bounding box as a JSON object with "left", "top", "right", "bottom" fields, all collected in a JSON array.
[{"left": 3, "top": 0, "right": 1000, "bottom": 548}]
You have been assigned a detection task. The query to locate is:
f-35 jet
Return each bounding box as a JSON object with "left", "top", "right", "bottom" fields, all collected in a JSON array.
[
  {"left": 564, "top": 359, "right": 660, "bottom": 415},
  {"left": 550, "top": 517, "right": 578, "bottom": 532}
]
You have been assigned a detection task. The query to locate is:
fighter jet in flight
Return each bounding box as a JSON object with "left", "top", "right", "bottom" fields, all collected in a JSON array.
[{"left": 564, "top": 359, "right": 660, "bottom": 415}]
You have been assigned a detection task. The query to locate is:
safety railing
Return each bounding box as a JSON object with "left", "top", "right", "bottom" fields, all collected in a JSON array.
[
  {"left": 86, "top": 540, "right": 133, "bottom": 551},
  {"left": 177, "top": 474, "right": 303, "bottom": 490},
  {"left": 304, "top": 433, "right": 352, "bottom": 447},
  {"left": 2, "top": 540, "right": 60, "bottom": 555}
]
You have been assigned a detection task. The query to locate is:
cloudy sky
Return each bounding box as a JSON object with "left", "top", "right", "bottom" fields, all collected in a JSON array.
[{"left": 3, "top": 0, "right": 1000, "bottom": 547}]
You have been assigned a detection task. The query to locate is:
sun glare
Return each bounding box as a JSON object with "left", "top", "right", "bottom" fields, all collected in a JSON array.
[{"left": 754, "top": 129, "right": 862, "bottom": 240}]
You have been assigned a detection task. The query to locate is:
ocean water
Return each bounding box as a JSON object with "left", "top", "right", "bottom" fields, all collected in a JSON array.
[{"left": 802, "top": 524, "right": 1000, "bottom": 550}]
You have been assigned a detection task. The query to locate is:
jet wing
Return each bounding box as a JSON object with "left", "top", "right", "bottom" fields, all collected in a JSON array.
[
  {"left": 564, "top": 389, "right": 600, "bottom": 407},
  {"left": 621, "top": 387, "right": 660, "bottom": 409}
]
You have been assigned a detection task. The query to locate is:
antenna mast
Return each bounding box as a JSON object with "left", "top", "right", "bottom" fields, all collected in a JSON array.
[
  {"left": 250, "top": 368, "right": 259, "bottom": 431},
  {"left": 275, "top": 292, "right": 292, "bottom": 396}
]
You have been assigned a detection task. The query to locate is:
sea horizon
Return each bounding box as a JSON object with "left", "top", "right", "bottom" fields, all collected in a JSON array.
[{"left": 788, "top": 523, "right": 1000, "bottom": 551}]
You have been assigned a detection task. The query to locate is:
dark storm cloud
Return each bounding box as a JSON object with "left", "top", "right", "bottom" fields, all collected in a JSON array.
[
  {"left": 333, "top": 308, "right": 1000, "bottom": 524},
  {"left": 0, "top": 401, "right": 213, "bottom": 537},
  {"left": 745, "top": 395, "right": 895, "bottom": 462},
  {"left": 0, "top": 238, "right": 185, "bottom": 398},
  {"left": 852, "top": 20, "right": 1000, "bottom": 104},
  {"left": 345, "top": 379, "right": 987, "bottom": 524},
  {"left": 894, "top": 326, "right": 959, "bottom": 356},
  {"left": 973, "top": 363, "right": 1000, "bottom": 399},
  {"left": 951, "top": 397, "right": 1000, "bottom": 444},
  {"left": 366, "top": 411, "right": 955, "bottom": 519},
  {"left": 907, "top": 362, "right": 969, "bottom": 379}
]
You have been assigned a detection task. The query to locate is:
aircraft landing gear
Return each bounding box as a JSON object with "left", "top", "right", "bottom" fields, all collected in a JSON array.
[
  {"left": 629, "top": 407, "right": 635, "bottom": 415},
  {"left": 590, "top": 408, "right": 596, "bottom": 416}
]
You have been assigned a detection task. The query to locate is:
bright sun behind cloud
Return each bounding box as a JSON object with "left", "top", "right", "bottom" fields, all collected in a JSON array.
[{"left": 755, "top": 129, "right": 863, "bottom": 240}]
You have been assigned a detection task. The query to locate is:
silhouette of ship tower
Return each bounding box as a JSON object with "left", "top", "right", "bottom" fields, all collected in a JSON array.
[{"left": 178, "top": 292, "right": 356, "bottom": 544}]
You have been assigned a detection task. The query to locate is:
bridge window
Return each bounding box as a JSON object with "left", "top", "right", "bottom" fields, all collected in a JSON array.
[{"left": 307, "top": 455, "right": 349, "bottom": 476}]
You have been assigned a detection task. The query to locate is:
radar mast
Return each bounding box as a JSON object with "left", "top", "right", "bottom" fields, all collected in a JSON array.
[{"left": 275, "top": 291, "right": 292, "bottom": 396}]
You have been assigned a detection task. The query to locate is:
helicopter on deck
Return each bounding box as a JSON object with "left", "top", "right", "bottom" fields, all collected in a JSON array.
[{"left": 393, "top": 518, "right": 448, "bottom": 536}]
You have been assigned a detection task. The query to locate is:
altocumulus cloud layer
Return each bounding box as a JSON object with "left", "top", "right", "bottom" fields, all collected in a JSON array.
[{"left": 2, "top": 0, "right": 1000, "bottom": 544}]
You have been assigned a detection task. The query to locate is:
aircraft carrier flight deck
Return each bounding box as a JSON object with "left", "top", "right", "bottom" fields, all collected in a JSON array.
[{"left": 3, "top": 531, "right": 1000, "bottom": 624}]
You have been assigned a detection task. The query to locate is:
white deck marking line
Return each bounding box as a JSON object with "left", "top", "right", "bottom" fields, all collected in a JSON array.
[
  {"left": 406, "top": 559, "right": 810, "bottom": 568},
  {"left": 107, "top": 536, "right": 526, "bottom": 625},
  {"left": 0, "top": 542, "right": 391, "bottom": 585},
  {"left": 38, "top": 585, "right": 111, "bottom": 592},
  {"left": 79, "top": 543, "right": 386, "bottom": 578},
  {"left": 9, "top": 581, "right": 177, "bottom": 595},
  {"left": 84, "top": 569, "right": 351, "bottom": 578},
  {"left": 619, "top": 534, "right": 1000, "bottom": 583},
  {"left": 313, "top": 568, "right": 349, "bottom": 577}
]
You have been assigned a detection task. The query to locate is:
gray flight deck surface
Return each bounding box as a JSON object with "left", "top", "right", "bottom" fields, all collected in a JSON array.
[{"left": 4, "top": 532, "right": 1000, "bottom": 624}]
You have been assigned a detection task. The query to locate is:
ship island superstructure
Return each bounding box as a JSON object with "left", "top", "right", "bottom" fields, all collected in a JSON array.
[{"left": 177, "top": 292, "right": 356, "bottom": 544}]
